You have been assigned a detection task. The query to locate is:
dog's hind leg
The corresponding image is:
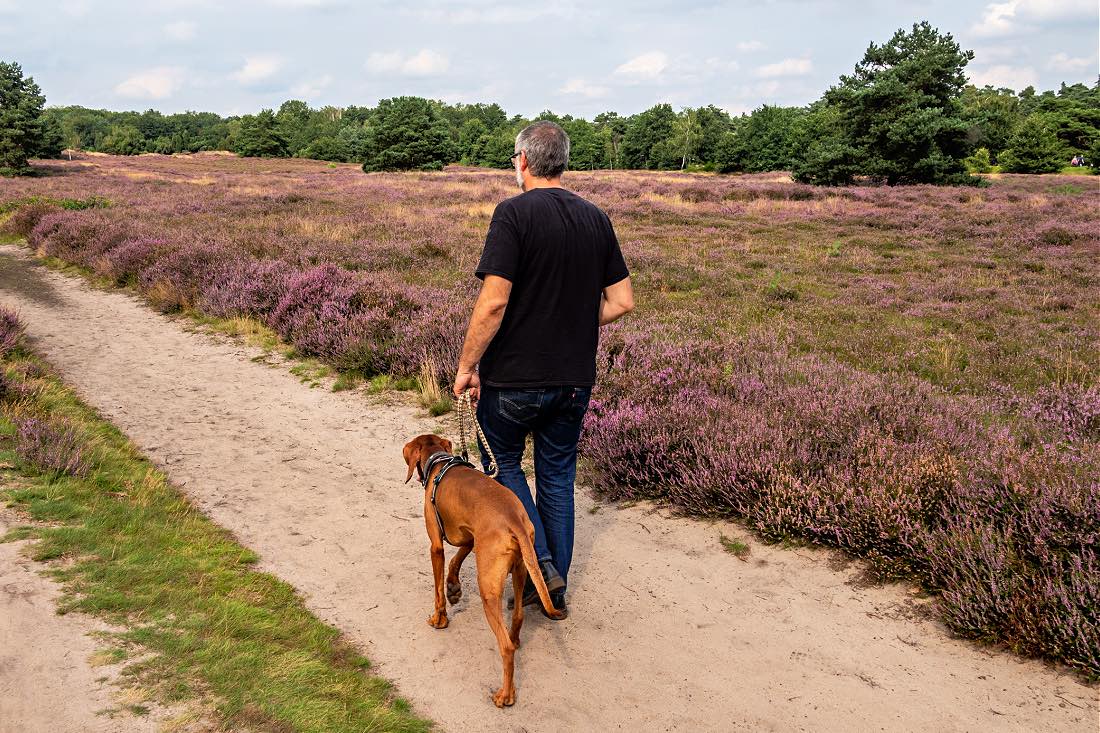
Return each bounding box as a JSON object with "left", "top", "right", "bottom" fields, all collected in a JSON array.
[
  {"left": 446, "top": 543, "right": 472, "bottom": 605},
  {"left": 509, "top": 559, "right": 526, "bottom": 647},
  {"left": 477, "top": 550, "right": 518, "bottom": 707}
]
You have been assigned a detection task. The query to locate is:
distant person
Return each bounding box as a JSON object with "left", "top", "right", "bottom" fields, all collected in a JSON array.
[{"left": 453, "top": 120, "right": 635, "bottom": 618}]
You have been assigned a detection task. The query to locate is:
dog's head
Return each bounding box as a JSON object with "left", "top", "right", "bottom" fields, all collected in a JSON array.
[{"left": 402, "top": 434, "right": 453, "bottom": 484}]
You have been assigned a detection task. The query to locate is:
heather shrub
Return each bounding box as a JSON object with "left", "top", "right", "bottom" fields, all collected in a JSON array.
[
  {"left": 0, "top": 306, "right": 24, "bottom": 357},
  {"left": 582, "top": 333, "right": 1100, "bottom": 674},
  {"left": 199, "top": 259, "right": 291, "bottom": 319},
  {"left": 29, "top": 210, "right": 133, "bottom": 264},
  {"left": 1, "top": 200, "right": 59, "bottom": 237},
  {"left": 12, "top": 415, "right": 92, "bottom": 478},
  {"left": 95, "top": 236, "right": 168, "bottom": 285},
  {"left": 137, "top": 244, "right": 229, "bottom": 312}
]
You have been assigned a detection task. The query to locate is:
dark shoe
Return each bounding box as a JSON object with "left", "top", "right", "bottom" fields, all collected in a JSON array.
[
  {"left": 507, "top": 560, "right": 565, "bottom": 609},
  {"left": 542, "top": 589, "right": 568, "bottom": 621},
  {"left": 539, "top": 559, "right": 566, "bottom": 594}
]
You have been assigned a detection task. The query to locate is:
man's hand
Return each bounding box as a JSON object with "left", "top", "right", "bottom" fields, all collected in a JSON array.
[
  {"left": 453, "top": 370, "right": 481, "bottom": 402},
  {"left": 454, "top": 275, "right": 511, "bottom": 403}
]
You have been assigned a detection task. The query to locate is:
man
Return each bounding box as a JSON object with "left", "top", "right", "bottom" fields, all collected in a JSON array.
[{"left": 452, "top": 120, "right": 634, "bottom": 618}]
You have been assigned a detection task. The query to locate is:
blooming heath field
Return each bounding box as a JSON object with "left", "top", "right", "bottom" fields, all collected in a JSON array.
[{"left": 1, "top": 153, "right": 1097, "bottom": 676}]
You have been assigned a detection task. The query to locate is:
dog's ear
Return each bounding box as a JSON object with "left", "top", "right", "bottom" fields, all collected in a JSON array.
[
  {"left": 402, "top": 439, "right": 418, "bottom": 484},
  {"left": 440, "top": 437, "right": 453, "bottom": 454}
]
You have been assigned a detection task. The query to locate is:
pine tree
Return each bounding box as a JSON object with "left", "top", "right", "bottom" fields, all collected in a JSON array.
[{"left": 0, "top": 61, "right": 47, "bottom": 175}]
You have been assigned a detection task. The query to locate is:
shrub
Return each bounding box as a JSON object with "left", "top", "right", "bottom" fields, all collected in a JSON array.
[
  {"left": 12, "top": 416, "right": 92, "bottom": 478},
  {"left": 0, "top": 306, "right": 24, "bottom": 357}
]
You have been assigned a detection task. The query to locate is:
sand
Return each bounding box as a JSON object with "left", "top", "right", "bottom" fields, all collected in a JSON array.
[{"left": 0, "top": 243, "right": 1096, "bottom": 732}]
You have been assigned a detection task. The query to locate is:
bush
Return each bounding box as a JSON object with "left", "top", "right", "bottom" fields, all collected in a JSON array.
[
  {"left": 12, "top": 416, "right": 92, "bottom": 478},
  {"left": 581, "top": 334, "right": 1100, "bottom": 674},
  {"left": 0, "top": 306, "right": 24, "bottom": 357},
  {"left": 963, "top": 147, "right": 992, "bottom": 174}
]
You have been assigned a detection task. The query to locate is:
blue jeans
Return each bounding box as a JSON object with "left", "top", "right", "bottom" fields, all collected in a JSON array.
[{"left": 476, "top": 385, "right": 591, "bottom": 588}]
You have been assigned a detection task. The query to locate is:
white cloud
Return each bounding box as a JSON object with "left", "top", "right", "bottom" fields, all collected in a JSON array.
[
  {"left": 755, "top": 57, "right": 812, "bottom": 77},
  {"left": 163, "top": 20, "right": 197, "bottom": 41},
  {"left": 366, "top": 49, "right": 449, "bottom": 76},
  {"left": 614, "top": 51, "right": 669, "bottom": 79},
  {"left": 1047, "top": 52, "right": 1094, "bottom": 73},
  {"left": 291, "top": 74, "right": 333, "bottom": 98},
  {"left": 971, "top": 0, "right": 1096, "bottom": 38},
  {"left": 559, "top": 78, "right": 609, "bottom": 98},
  {"left": 231, "top": 55, "right": 282, "bottom": 84},
  {"left": 968, "top": 64, "right": 1039, "bottom": 90},
  {"left": 115, "top": 66, "right": 186, "bottom": 100},
  {"left": 736, "top": 40, "right": 765, "bottom": 52},
  {"left": 971, "top": 1, "right": 1020, "bottom": 37}
]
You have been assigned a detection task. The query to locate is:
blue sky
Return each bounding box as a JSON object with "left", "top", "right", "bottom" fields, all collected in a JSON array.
[{"left": 3, "top": 0, "right": 1097, "bottom": 117}]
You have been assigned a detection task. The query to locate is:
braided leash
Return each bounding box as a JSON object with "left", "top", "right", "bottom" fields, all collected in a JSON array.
[{"left": 455, "top": 390, "right": 498, "bottom": 479}]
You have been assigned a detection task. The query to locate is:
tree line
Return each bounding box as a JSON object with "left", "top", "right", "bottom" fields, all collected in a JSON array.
[{"left": 3, "top": 22, "right": 1098, "bottom": 182}]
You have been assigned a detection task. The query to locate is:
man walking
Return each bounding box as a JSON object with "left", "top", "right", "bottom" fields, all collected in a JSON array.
[{"left": 453, "top": 120, "right": 634, "bottom": 618}]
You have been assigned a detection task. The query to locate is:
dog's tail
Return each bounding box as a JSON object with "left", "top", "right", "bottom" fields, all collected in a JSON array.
[{"left": 513, "top": 527, "right": 565, "bottom": 619}]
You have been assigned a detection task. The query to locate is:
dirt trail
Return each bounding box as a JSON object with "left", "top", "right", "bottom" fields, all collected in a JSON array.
[
  {"left": 0, "top": 510, "right": 178, "bottom": 733},
  {"left": 1, "top": 244, "right": 1095, "bottom": 733}
]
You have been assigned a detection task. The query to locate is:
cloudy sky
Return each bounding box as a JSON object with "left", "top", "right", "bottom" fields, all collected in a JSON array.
[{"left": 3, "top": 0, "right": 1097, "bottom": 118}]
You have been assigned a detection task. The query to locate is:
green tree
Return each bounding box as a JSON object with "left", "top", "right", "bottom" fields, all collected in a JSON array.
[
  {"left": 621, "top": 103, "right": 677, "bottom": 169},
  {"left": 362, "top": 96, "right": 454, "bottom": 172},
  {"left": 276, "top": 99, "right": 314, "bottom": 156},
  {"left": 0, "top": 61, "right": 47, "bottom": 175},
  {"left": 716, "top": 105, "right": 804, "bottom": 173},
  {"left": 235, "top": 110, "right": 288, "bottom": 158},
  {"left": 594, "top": 111, "right": 627, "bottom": 169},
  {"left": 963, "top": 147, "right": 992, "bottom": 173},
  {"left": 793, "top": 22, "right": 975, "bottom": 185},
  {"left": 670, "top": 108, "right": 702, "bottom": 169},
  {"left": 100, "top": 124, "right": 146, "bottom": 155},
  {"left": 999, "top": 114, "right": 1064, "bottom": 173},
  {"left": 563, "top": 117, "right": 601, "bottom": 170},
  {"left": 960, "top": 85, "right": 1020, "bottom": 161},
  {"left": 693, "top": 105, "right": 734, "bottom": 167}
]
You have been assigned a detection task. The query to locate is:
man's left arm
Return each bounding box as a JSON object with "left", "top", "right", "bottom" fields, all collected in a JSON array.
[{"left": 453, "top": 274, "right": 512, "bottom": 399}]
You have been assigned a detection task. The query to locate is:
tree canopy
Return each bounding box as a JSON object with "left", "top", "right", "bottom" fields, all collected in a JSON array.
[
  {"left": 0, "top": 61, "right": 49, "bottom": 175},
  {"left": 793, "top": 22, "right": 975, "bottom": 185}
]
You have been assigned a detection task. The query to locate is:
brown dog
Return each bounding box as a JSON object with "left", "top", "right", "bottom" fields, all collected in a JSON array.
[{"left": 402, "top": 433, "right": 563, "bottom": 707}]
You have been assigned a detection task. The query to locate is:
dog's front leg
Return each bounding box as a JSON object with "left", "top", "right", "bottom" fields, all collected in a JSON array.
[
  {"left": 446, "top": 543, "right": 472, "bottom": 605},
  {"left": 427, "top": 538, "right": 449, "bottom": 629}
]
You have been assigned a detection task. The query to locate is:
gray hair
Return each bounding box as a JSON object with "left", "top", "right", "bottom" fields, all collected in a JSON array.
[{"left": 515, "top": 121, "right": 570, "bottom": 178}]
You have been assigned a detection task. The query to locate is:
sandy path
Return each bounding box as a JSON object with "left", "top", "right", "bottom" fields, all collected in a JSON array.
[
  {"left": 0, "top": 510, "right": 179, "bottom": 733},
  {"left": 0, "top": 244, "right": 1095, "bottom": 733}
]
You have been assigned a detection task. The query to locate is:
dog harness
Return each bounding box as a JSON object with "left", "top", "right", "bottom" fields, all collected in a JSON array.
[{"left": 419, "top": 451, "right": 475, "bottom": 546}]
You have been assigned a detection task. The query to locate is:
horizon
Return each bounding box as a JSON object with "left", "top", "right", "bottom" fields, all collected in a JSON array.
[{"left": 6, "top": 1, "right": 1097, "bottom": 119}]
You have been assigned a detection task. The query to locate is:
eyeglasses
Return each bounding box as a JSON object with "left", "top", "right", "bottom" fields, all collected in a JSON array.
[{"left": 509, "top": 151, "right": 523, "bottom": 163}]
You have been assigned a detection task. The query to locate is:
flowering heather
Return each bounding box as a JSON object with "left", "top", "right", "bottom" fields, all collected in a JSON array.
[
  {"left": 0, "top": 306, "right": 24, "bottom": 358},
  {"left": 1, "top": 154, "right": 1097, "bottom": 673},
  {"left": 12, "top": 416, "right": 92, "bottom": 478}
]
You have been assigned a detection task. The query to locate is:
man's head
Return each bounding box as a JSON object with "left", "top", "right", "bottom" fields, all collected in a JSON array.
[{"left": 513, "top": 121, "right": 570, "bottom": 191}]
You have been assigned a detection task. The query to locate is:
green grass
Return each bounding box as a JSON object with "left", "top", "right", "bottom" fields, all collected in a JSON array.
[
  {"left": 719, "top": 534, "right": 750, "bottom": 560},
  {"left": 0, "top": 348, "right": 432, "bottom": 733}
]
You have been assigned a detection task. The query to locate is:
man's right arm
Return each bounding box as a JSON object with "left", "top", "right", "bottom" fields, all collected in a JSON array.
[{"left": 599, "top": 276, "right": 634, "bottom": 326}]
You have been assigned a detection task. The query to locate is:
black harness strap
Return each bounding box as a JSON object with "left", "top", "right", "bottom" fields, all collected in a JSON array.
[{"left": 419, "top": 451, "right": 475, "bottom": 546}]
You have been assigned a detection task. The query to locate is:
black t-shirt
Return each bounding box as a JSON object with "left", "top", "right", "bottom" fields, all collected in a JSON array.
[{"left": 475, "top": 187, "right": 629, "bottom": 388}]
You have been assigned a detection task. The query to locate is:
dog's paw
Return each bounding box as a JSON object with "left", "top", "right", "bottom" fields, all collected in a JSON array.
[
  {"left": 446, "top": 580, "right": 462, "bottom": 605},
  {"left": 492, "top": 687, "right": 516, "bottom": 708},
  {"left": 427, "top": 611, "right": 449, "bottom": 629}
]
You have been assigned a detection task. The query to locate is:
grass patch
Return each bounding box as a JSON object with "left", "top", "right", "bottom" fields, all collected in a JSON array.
[
  {"left": 0, "top": 347, "right": 431, "bottom": 733},
  {"left": 719, "top": 534, "right": 750, "bottom": 560}
]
